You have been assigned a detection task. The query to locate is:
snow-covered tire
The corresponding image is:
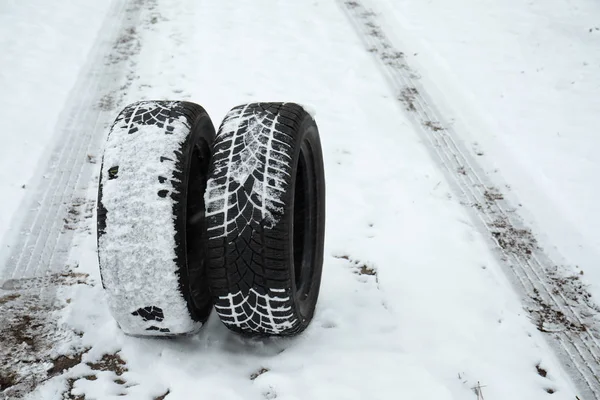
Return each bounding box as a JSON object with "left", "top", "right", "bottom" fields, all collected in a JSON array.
[
  {"left": 205, "top": 102, "right": 325, "bottom": 336},
  {"left": 97, "top": 100, "right": 215, "bottom": 336}
]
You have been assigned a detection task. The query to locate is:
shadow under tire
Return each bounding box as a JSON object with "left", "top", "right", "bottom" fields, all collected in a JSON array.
[
  {"left": 205, "top": 102, "right": 326, "bottom": 336},
  {"left": 97, "top": 100, "right": 215, "bottom": 336}
]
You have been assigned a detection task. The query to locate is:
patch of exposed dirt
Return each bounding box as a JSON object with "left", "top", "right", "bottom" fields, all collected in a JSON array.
[
  {"left": 379, "top": 49, "right": 406, "bottom": 69},
  {"left": 357, "top": 265, "right": 377, "bottom": 276},
  {"left": 347, "top": 1, "right": 413, "bottom": 73},
  {"left": 0, "top": 290, "right": 68, "bottom": 398},
  {"left": 99, "top": 0, "right": 160, "bottom": 117},
  {"left": 48, "top": 351, "right": 88, "bottom": 377},
  {"left": 536, "top": 364, "right": 548, "bottom": 377},
  {"left": 97, "top": 93, "right": 116, "bottom": 111},
  {"left": 423, "top": 121, "right": 443, "bottom": 132},
  {"left": 0, "top": 293, "right": 20, "bottom": 306},
  {"left": 154, "top": 390, "right": 170, "bottom": 400},
  {"left": 483, "top": 188, "right": 504, "bottom": 203},
  {"left": 472, "top": 142, "right": 485, "bottom": 156},
  {"left": 87, "top": 353, "right": 128, "bottom": 376},
  {"left": 489, "top": 217, "right": 537, "bottom": 259},
  {"left": 333, "top": 255, "right": 378, "bottom": 279},
  {"left": 546, "top": 266, "right": 600, "bottom": 313},
  {"left": 56, "top": 353, "right": 129, "bottom": 399},
  {"left": 398, "top": 87, "right": 418, "bottom": 112},
  {"left": 143, "top": 9, "right": 167, "bottom": 28},
  {"left": 59, "top": 271, "right": 90, "bottom": 286},
  {"left": 0, "top": 264, "right": 91, "bottom": 398},
  {"left": 2, "top": 271, "right": 89, "bottom": 291},
  {"left": 63, "top": 198, "right": 94, "bottom": 232},
  {"left": 62, "top": 378, "right": 84, "bottom": 400},
  {"left": 250, "top": 368, "right": 269, "bottom": 381},
  {"left": 108, "top": 27, "right": 141, "bottom": 65},
  {"left": 0, "top": 372, "right": 18, "bottom": 392},
  {"left": 367, "top": 26, "right": 384, "bottom": 38},
  {"left": 530, "top": 288, "right": 586, "bottom": 333}
]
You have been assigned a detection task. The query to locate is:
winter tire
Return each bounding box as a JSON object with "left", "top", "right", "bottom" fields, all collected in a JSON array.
[
  {"left": 205, "top": 102, "right": 325, "bottom": 336},
  {"left": 97, "top": 100, "right": 215, "bottom": 336}
]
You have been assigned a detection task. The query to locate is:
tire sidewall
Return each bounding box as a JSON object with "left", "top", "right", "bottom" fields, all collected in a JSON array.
[
  {"left": 287, "top": 114, "right": 326, "bottom": 324},
  {"left": 176, "top": 110, "right": 215, "bottom": 322}
]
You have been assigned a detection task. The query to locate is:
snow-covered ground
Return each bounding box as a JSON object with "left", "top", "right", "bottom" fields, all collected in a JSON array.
[
  {"left": 1, "top": 0, "right": 599, "bottom": 399},
  {"left": 373, "top": 0, "right": 600, "bottom": 300},
  {"left": 0, "top": 0, "right": 114, "bottom": 250}
]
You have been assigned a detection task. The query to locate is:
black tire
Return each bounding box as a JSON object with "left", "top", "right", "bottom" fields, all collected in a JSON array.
[
  {"left": 97, "top": 100, "right": 215, "bottom": 336},
  {"left": 205, "top": 102, "right": 325, "bottom": 336}
]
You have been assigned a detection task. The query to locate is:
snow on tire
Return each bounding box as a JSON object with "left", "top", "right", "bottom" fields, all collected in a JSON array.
[
  {"left": 97, "top": 100, "right": 215, "bottom": 336},
  {"left": 205, "top": 102, "right": 326, "bottom": 336}
]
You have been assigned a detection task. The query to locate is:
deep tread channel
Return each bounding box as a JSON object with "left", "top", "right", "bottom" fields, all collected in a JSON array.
[{"left": 205, "top": 102, "right": 326, "bottom": 336}]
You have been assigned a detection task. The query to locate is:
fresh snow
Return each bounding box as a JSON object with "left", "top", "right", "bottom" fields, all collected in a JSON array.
[{"left": 0, "top": 0, "right": 598, "bottom": 399}]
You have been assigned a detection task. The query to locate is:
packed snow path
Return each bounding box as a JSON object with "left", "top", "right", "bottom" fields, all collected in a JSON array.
[
  {"left": 1, "top": 0, "right": 599, "bottom": 399},
  {"left": 341, "top": 0, "right": 600, "bottom": 396}
]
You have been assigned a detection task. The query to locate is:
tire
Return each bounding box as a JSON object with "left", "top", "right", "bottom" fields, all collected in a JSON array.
[
  {"left": 97, "top": 100, "right": 215, "bottom": 336},
  {"left": 205, "top": 102, "right": 325, "bottom": 336}
]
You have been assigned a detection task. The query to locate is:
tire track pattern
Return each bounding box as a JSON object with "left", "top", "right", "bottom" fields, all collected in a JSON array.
[
  {"left": 1, "top": 0, "right": 145, "bottom": 283},
  {"left": 0, "top": 1, "right": 148, "bottom": 397},
  {"left": 339, "top": 1, "right": 600, "bottom": 398}
]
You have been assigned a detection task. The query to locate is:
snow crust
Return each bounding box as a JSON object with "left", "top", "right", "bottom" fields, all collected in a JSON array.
[{"left": 99, "top": 101, "right": 200, "bottom": 335}]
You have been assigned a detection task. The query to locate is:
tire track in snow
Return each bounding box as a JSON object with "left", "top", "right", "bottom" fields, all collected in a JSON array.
[
  {"left": 0, "top": 0, "right": 151, "bottom": 396},
  {"left": 1, "top": 0, "right": 145, "bottom": 284},
  {"left": 338, "top": 1, "right": 600, "bottom": 398}
]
